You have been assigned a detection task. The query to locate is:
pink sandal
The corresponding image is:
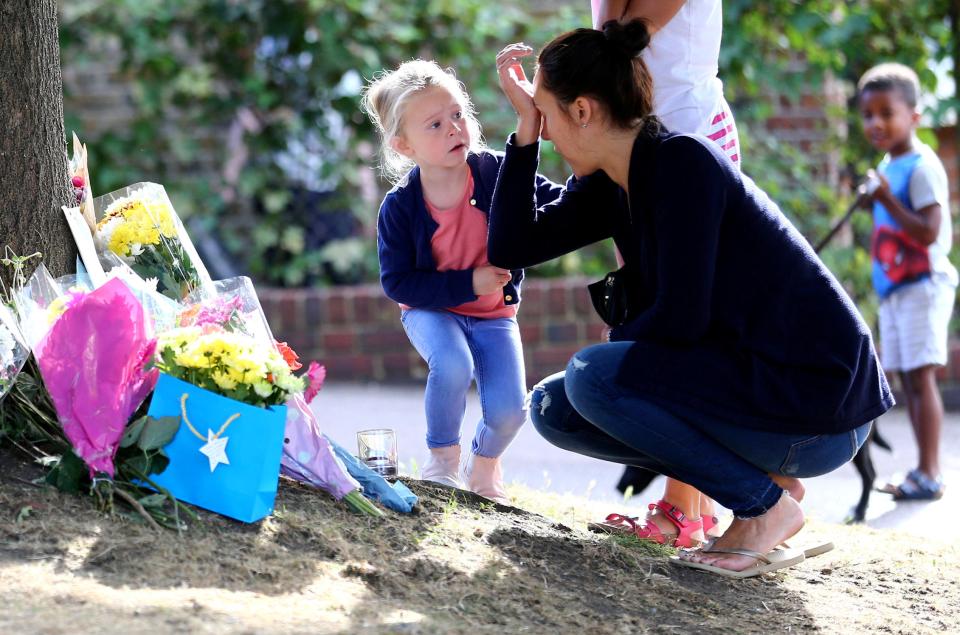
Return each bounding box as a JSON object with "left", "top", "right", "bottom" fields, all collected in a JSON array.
[{"left": 588, "top": 500, "right": 705, "bottom": 548}]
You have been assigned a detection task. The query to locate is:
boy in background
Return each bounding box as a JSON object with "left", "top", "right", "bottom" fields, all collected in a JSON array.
[{"left": 859, "top": 62, "right": 957, "bottom": 500}]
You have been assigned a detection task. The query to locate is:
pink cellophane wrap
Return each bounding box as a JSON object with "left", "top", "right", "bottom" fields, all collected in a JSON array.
[
  {"left": 280, "top": 394, "right": 359, "bottom": 500},
  {"left": 35, "top": 278, "right": 159, "bottom": 477}
]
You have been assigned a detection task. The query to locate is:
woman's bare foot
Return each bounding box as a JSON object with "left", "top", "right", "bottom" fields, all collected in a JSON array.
[
  {"left": 770, "top": 474, "right": 805, "bottom": 502},
  {"left": 680, "top": 493, "right": 804, "bottom": 572}
]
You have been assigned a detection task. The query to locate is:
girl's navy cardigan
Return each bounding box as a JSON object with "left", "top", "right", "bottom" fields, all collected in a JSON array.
[
  {"left": 377, "top": 150, "right": 562, "bottom": 310},
  {"left": 488, "top": 132, "right": 894, "bottom": 435}
]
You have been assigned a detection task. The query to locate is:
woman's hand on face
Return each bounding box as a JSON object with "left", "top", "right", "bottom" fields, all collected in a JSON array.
[
  {"left": 473, "top": 265, "right": 512, "bottom": 296},
  {"left": 496, "top": 44, "right": 541, "bottom": 144}
]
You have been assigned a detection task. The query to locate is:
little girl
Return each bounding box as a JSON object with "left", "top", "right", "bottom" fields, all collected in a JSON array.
[{"left": 361, "top": 60, "right": 560, "bottom": 503}]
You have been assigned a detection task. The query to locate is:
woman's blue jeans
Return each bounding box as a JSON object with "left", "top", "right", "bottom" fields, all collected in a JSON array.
[
  {"left": 529, "top": 342, "right": 872, "bottom": 517},
  {"left": 401, "top": 308, "right": 527, "bottom": 458}
]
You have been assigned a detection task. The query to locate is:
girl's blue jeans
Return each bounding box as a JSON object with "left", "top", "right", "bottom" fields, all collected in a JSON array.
[
  {"left": 529, "top": 342, "right": 872, "bottom": 518},
  {"left": 401, "top": 308, "right": 527, "bottom": 458}
]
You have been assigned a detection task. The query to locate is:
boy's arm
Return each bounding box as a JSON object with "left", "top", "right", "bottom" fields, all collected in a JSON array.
[
  {"left": 594, "top": 0, "right": 686, "bottom": 34},
  {"left": 872, "top": 170, "right": 942, "bottom": 246}
]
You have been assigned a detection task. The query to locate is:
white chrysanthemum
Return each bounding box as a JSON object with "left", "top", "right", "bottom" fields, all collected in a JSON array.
[{"left": 0, "top": 323, "right": 16, "bottom": 365}]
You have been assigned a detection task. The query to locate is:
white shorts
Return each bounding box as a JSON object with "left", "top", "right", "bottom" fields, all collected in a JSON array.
[{"left": 878, "top": 277, "right": 956, "bottom": 372}]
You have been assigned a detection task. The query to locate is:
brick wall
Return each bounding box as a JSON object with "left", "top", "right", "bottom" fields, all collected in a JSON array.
[
  {"left": 934, "top": 125, "right": 958, "bottom": 212},
  {"left": 260, "top": 280, "right": 960, "bottom": 403},
  {"left": 260, "top": 278, "right": 606, "bottom": 388}
]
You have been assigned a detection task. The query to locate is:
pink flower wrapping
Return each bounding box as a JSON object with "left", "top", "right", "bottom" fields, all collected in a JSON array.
[{"left": 35, "top": 278, "right": 159, "bottom": 477}]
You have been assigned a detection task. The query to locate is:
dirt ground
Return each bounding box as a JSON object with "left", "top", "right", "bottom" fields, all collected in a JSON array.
[{"left": 0, "top": 448, "right": 955, "bottom": 635}]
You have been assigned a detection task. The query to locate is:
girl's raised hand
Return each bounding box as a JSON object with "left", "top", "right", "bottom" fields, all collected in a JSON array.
[{"left": 496, "top": 43, "right": 540, "bottom": 144}]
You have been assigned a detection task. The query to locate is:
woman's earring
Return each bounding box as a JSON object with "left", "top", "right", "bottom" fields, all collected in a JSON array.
[{"left": 581, "top": 123, "right": 588, "bottom": 128}]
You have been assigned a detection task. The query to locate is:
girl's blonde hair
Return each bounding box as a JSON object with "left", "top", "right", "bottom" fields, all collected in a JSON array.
[{"left": 361, "top": 59, "right": 484, "bottom": 185}]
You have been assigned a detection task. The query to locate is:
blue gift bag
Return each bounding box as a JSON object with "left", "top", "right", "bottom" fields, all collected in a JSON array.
[{"left": 148, "top": 373, "right": 287, "bottom": 523}]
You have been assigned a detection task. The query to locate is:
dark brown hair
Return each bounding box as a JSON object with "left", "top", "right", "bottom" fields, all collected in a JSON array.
[
  {"left": 538, "top": 19, "right": 659, "bottom": 133},
  {"left": 857, "top": 62, "right": 920, "bottom": 109}
]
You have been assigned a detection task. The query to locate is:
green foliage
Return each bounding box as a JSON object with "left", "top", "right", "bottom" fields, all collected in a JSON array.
[
  {"left": 59, "top": 1, "right": 584, "bottom": 286},
  {"left": 720, "top": 1, "right": 956, "bottom": 319},
  {"left": 59, "top": 2, "right": 957, "bottom": 297}
]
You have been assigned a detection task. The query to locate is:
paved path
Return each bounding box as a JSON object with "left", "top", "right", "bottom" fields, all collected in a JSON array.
[{"left": 315, "top": 383, "right": 960, "bottom": 539}]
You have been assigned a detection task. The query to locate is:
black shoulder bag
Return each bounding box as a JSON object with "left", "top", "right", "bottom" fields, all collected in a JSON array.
[{"left": 587, "top": 262, "right": 639, "bottom": 327}]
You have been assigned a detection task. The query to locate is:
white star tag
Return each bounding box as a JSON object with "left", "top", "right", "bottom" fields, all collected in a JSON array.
[{"left": 199, "top": 429, "right": 230, "bottom": 473}]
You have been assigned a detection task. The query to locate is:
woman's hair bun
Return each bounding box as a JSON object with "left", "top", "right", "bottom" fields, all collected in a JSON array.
[{"left": 601, "top": 18, "right": 651, "bottom": 58}]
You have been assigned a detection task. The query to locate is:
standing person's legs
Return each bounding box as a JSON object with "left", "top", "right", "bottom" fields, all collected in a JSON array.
[
  {"left": 460, "top": 316, "right": 527, "bottom": 503},
  {"left": 903, "top": 365, "right": 942, "bottom": 479},
  {"left": 400, "top": 309, "right": 473, "bottom": 485},
  {"left": 465, "top": 316, "right": 527, "bottom": 457},
  {"left": 881, "top": 279, "right": 953, "bottom": 498}
]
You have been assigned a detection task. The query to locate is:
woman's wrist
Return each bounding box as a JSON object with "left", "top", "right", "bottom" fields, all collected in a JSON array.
[{"left": 515, "top": 116, "right": 540, "bottom": 146}]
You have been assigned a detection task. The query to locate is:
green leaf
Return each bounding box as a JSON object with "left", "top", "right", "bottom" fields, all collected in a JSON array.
[
  {"left": 137, "top": 416, "right": 181, "bottom": 451},
  {"left": 45, "top": 451, "right": 88, "bottom": 494},
  {"left": 120, "top": 416, "right": 148, "bottom": 448}
]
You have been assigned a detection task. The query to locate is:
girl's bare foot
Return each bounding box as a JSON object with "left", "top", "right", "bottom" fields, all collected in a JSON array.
[
  {"left": 680, "top": 493, "right": 804, "bottom": 572},
  {"left": 769, "top": 474, "right": 805, "bottom": 502},
  {"left": 699, "top": 494, "right": 723, "bottom": 538}
]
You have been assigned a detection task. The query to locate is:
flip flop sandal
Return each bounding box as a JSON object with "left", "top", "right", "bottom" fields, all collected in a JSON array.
[
  {"left": 670, "top": 546, "right": 806, "bottom": 579},
  {"left": 587, "top": 500, "right": 704, "bottom": 548},
  {"left": 702, "top": 537, "right": 835, "bottom": 559}
]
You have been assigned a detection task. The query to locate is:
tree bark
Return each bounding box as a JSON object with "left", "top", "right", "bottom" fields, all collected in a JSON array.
[{"left": 0, "top": 0, "right": 74, "bottom": 287}]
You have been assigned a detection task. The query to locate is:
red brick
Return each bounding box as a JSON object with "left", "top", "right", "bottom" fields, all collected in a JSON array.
[
  {"left": 532, "top": 346, "right": 577, "bottom": 367},
  {"left": 305, "top": 294, "right": 324, "bottom": 325},
  {"left": 547, "top": 286, "right": 569, "bottom": 317},
  {"left": 546, "top": 322, "right": 579, "bottom": 343},
  {"left": 520, "top": 323, "right": 542, "bottom": 345},
  {"left": 520, "top": 285, "right": 544, "bottom": 318},
  {"left": 322, "top": 329, "right": 356, "bottom": 353},
  {"left": 573, "top": 286, "right": 593, "bottom": 314},
  {"left": 383, "top": 352, "right": 416, "bottom": 380},
  {"left": 279, "top": 293, "right": 299, "bottom": 332},
  {"left": 325, "top": 294, "right": 350, "bottom": 325},
  {"left": 352, "top": 287, "right": 383, "bottom": 324},
  {"left": 949, "top": 341, "right": 960, "bottom": 382},
  {"left": 585, "top": 323, "right": 608, "bottom": 342},
  {"left": 324, "top": 354, "right": 374, "bottom": 381},
  {"left": 361, "top": 329, "right": 410, "bottom": 353}
]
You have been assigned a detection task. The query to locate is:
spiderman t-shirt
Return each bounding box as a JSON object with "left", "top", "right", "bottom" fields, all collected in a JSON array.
[{"left": 871, "top": 140, "right": 956, "bottom": 299}]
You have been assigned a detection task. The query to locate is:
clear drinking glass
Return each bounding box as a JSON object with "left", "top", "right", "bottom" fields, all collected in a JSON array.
[{"left": 356, "top": 428, "right": 398, "bottom": 476}]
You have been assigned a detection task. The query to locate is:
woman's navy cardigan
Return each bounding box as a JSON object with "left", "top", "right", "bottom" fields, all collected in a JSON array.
[
  {"left": 488, "top": 132, "right": 893, "bottom": 435},
  {"left": 377, "top": 150, "right": 562, "bottom": 309}
]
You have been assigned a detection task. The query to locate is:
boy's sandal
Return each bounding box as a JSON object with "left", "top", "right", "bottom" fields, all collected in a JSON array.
[
  {"left": 889, "top": 469, "right": 945, "bottom": 501},
  {"left": 587, "top": 500, "right": 704, "bottom": 548}
]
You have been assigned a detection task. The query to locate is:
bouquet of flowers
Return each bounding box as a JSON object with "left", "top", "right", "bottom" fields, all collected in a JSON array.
[
  {"left": 173, "top": 278, "right": 379, "bottom": 515},
  {"left": 68, "top": 132, "right": 96, "bottom": 233},
  {"left": 93, "top": 182, "right": 211, "bottom": 301},
  {"left": 153, "top": 326, "right": 305, "bottom": 408},
  {"left": 0, "top": 304, "right": 29, "bottom": 405}
]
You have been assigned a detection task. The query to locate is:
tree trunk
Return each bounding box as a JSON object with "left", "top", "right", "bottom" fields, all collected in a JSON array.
[{"left": 0, "top": 0, "right": 74, "bottom": 287}]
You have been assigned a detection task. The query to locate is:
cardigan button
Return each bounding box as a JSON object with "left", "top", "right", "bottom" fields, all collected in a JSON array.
[
  {"left": 504, "top": 294, "right": 513, "bottom": 301},
  {"left": 469, "top": 198, "right": 477, "bottom": 206}
]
